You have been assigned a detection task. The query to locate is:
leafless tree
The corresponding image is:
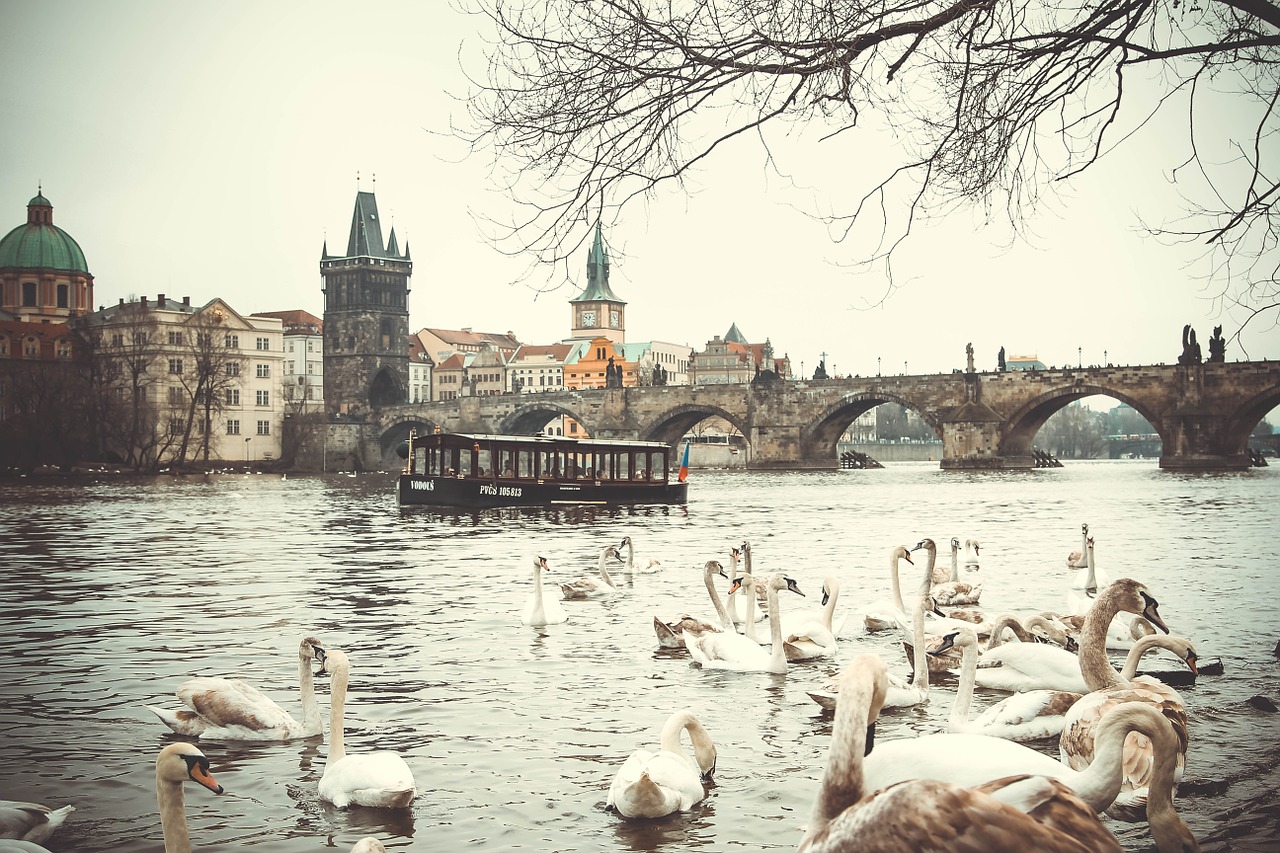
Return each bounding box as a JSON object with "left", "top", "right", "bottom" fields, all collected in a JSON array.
[
  {"left": 465, "top": 0, "right": 1280, "bottom": 342},
  {"left": 92, "top": 306, "right": 166, "bottom": 470},
  {"left": 171, "top": 309, "right": 245, "bottom": 466}
]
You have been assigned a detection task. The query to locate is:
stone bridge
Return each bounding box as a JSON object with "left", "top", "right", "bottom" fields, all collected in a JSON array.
[{"left": 343, "top": 361, "right": 1280, "bottom": 471}]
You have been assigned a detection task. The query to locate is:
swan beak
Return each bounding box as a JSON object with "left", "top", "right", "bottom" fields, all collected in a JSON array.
[
  {"left": 785, "top": 578, "right": 805, "bottom": 597},
  {"left": 901, "top": 550, "right": 914, "bottom": 564},
  {"left": 864, "top": 722, "right": 877, "bottom": 756},
  {"left": 821, "top": 589, "right": 831, "bottom": 606},
  {"left": 184, "top": 756, "right": 224, "bottom": 795},
  {"left": 1141, "top": 596, "right": 1170, "bottom": 634},
  {"left": 1185, "top": 650, "right": 1199, "bottom": 675},
  {"left": 701, "top": 758, "right": 717, "bottom": 783},
  {"left": 728, "top": 578, "right": 744, "bottom": 594},
  {"left": 929, "top": 632, "right": 958, "bottom": 655}
]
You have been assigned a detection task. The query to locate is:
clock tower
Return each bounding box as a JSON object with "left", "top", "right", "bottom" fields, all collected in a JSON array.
[{"left": 569, "top": 222, "right": 625, "bottom": 343}]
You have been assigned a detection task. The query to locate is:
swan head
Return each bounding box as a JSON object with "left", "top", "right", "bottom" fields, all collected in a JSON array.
[
  {"left": 965, "top": 538, "right": 980, "bottom": 556},
  {"left": 770, "top": 573, "right": 804, "bottom": 597},
  {"left": 1082, "top": 522, "right": 1089, "bottom": 534},
  {"left": 728, "top": 574, "right": 752, "bottom": 595},
  {"left": 300, "top": 636, "right": 324, "bottom": 662},
  {"left": 910, "top": 538, "right": 936, "bottom": 555},
  {"left": 892, "top": 545, "right": 914, "bottom": 564},
  {"left": 929, "top": 626, "right": 979, "bottom": 656},
  {"left": 1121, "top": 579, "right": 1170, "bottom": 634},
  {"left": 618, "top": 536, "right": 632, "bottom": 548},
  {"left": 605, "top": 545, "right": 624, "bottom": 562},
  {"left": 157, "top": 743, "right": 224, "bottom": 795},
  {"left": 951, "top": 537, "right": 961, "bottom": 551},
  {"left": 320, "top": 648, "right": 351, "bottom": 676},
  {"left": 820, "top": 575, "right": 839, "bottom": 605},
  {"left": 705, "top": 560, "right": 727, "bottom": 579}
]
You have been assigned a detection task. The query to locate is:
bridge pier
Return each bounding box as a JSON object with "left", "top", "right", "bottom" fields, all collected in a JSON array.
[{"left": 1159, "top": 413, "right": 1252, "bottom": 471}]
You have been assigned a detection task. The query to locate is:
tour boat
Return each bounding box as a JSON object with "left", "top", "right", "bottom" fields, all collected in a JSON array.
[{"left": 397, "top": 431, "right": 689, "bottom": 508}]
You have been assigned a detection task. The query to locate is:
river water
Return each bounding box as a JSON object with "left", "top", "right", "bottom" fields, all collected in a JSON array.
[{"left": 0, "top": 461, "right": 1276, "bottom": 852}]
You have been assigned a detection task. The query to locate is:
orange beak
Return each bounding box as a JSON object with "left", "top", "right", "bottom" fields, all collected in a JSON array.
[{"left": 190, "top": 763, "right": 224, "bottom": 795}]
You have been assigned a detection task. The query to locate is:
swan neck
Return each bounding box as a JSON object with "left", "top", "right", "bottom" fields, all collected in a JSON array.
[
  {"left": 623, "top": 540, "right": 635, "bottom": 570},
  {"left": 911, "top": 585, "right": 930, "bottom": 692},
  {"left": 950, "top": 637, "right": 977, "bottom": 729},
  {"left": 599, "top": 551, "right": 616, "bottom": 586},
  {"left": 157, "top": 777, "right": 191, "bottom": 853},
  {"left": 327, "top": 659, "right": 349, "bottom": 764},
  {"left": 949, "top": 543, "right": 960, "bottom": 582},
  {"left": 704, "top": 568, "right": 733, "bottom": 629},
  {"left": 299, "top": 650, "right": 321, "bottom": 735},
  {"left": 821, "top": 578, "right": 838, "bottom": 631},
  {"left": 808, "top": 668, "right": 872, "bottom": 833},
  {"left": 889, "top": 552, "right": 904, "bottom": 612},
  {"left": 1079, "top": 588, "right": 1125, "bottom": 691},
  {"left": 1119, "top": 634, "right": 1174, "bottom": 681},
  {"left": 766, "top": 582, "right": 786, "bottom": 668}
]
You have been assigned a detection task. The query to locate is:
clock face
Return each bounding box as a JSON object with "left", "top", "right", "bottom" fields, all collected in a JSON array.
[
  {"left": 581, "top": 311, "right": 596, "bottom": 327},
  {"left": 610, "top": 310, "right": 620, "bottom": 328}
]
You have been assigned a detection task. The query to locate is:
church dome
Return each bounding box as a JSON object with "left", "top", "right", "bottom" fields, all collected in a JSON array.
[{"left": 0, "top": 192, "right": 90, "bottom": 274}]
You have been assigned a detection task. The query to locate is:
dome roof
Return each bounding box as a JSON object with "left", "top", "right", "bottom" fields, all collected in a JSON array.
[{"left": 0, "top": 193, "right": 90, "bottom": 275}]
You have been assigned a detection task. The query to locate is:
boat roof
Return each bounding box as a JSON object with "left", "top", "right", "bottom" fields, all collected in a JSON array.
[{"left": 421, "top": 432, "right": 672, "bottom": 450}]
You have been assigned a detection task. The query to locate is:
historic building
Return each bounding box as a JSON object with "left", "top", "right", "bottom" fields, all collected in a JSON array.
[
  {"left": 508, "top": 343, "right": 577, "bottom": 393},
  {"left": 407, "top": 335, "right": 433, "bottom": 404},
  {"left": 84, "top": 294, "right": 285, "bottom": 464},
  {"left": 688, "top": 323, "right": 790, "bottom": 385},
  {"left": 568, "top": 224, "right": 626, "bottom": 344},
  {"left": 253, "top": 309, "right": 324, "bottom": 412},
  {"left": 0, "top": 189, "right": 94, "bottom": 323},
  {"left": 565, "top": 336, "right": 638, "bottom": 390},
  {"left": 321, "top": 190, "right": 411, "bottom": 418}
]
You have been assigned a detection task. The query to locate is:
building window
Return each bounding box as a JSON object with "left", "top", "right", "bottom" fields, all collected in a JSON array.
[
  {"left": 22, "top": 282, "right": 36, "bottom": 306},
  {"left": 0, "top": 337, "right": 8, "bottom": 356},
  {"left": 256, "top": 390, "right": 269, "bottom": 406},
  {"left": 133, "top": 332, "right": 148, "bottom": 345},
  {"left": 256, "top": 337, "right": 270, "bottom": 351},
  {"left": 23, "top": 337, "right": 38, "bottom": 357},
  {"left": 305, "top": 386, "right": 315, "bottom": 400},
  {"left": 55, "top": 340, "right": 72, "bottom": 358},
  {"left": 226, "top": 362, "right": 240, "bottom": 377},
  {"left": 287, "top": 341, "right": 295, "bottom": 352},
  {"left": 226, "top": 419, "right": 240, "bottom": 435},
  {"left": 256, "top": 363, "right": 270, "bottom": 378},
  {"left": 257, "top": 420, "right": 271, "bottom": 435},
  {"left": 307, "top": 341, "right": 314, "bottom": 352},
  {"left": 168, "top": 358, "right": 183, "bottom": 374},
  {"left": 169, "top": 418, "right": 185, "bottom": 436},
  {"left": 168, "top": 387, "right": 184, "bottom": 404},
  {"left": 57, "top": 284, "right": 69, "bottom": 308},
  {"left": 225, "top": 333, "right": 239, "bottom": 348},
  {"left": 226, "top": 388, "right": 240, "bottom": 406},
  {"left": 110, "top": 333, "right": 123, "bottom": 347},
  {"left": 168, "top": 331, "right": 184, "bottom": 345}
]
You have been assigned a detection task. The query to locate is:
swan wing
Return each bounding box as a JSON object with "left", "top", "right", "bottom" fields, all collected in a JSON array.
[
  {"left": 975, "top": 645, "right": 1088, "bottom": 693},
  {"left": 965, "top": 691, "right": 1083, "bottom": 742},
  {"left": 974, "top": 776, "right": 1122, "bottom": 851},
  {"left": 173, "top": 676, "right": 298, "bottom": 733},
  {"left": 862, "top": 732, "right": 1070, "bottom": 794},
  {"left": 685, "top": 631, "right": 771, "bottom": 671},
  {"left": 0, "top": 802, "right": 74, "bottom": 844},
  {"left": 320, "top": 752, "right": 416, "bottom": 809}
]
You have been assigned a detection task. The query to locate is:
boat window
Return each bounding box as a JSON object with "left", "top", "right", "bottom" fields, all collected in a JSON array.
[
  {"left": 652, "top": 453, "right": 667, "bottom": 481},
  {"left": 616, "top": 452, "right": 630, "bottom": 481},
  {"left": 593, "top": 451, "right": 608, "bottom": 479},
  {"left": 477, "top": 447, "right": 492, "bottom": 477},
  {"left": 537, "top": 449, "right": 555, "bottom": 479},
  {"left": 517, "top": 449, "right": 534, "bottom": 478}
]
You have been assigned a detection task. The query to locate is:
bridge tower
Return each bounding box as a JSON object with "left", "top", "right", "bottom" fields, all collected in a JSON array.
[
  {"left": 320, "top": 189, "right": 412, "bottom": 419},
  {"left": 568, "top": 222, "right": 626, "bottom": 344}
]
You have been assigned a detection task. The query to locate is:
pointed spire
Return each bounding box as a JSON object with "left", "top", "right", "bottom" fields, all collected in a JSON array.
[
  {"left": 570, "top": 221, "right": 625, "bottom": 303},
  {"left": 724, "top": 322, "right": 748, "bottom": 344},
  {"left": 321, "top": 239, "right": 330, "bottom": 260},
  {"left": 386, "top": 226, "right": 400, "bottom": 257},
  {"left": 403, "top": 240, "right": 411, "bottom": 260}
]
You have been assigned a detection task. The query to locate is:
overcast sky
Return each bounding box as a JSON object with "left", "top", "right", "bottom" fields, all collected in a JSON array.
[{"left": 3, "top": 1, "right": 1277, "bottom": 385}]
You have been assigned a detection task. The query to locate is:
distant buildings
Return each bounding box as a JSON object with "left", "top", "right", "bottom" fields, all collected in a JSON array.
[
  {"left": 688, "top": 323, "right": 790, "bottom": 385},
  {"left": 1007, "top": 353, "right": 1047, "bottom": 371}
]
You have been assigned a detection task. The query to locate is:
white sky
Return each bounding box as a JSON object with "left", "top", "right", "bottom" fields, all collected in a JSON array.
[{"left": 3, "top": 0, "right": 1278, "bottom": 383}]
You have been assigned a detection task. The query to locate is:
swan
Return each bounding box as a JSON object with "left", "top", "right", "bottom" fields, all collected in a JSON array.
[
  {"left": 859, "top": 697, "right": 1197, "bottom": 852},
  {"left": 1066, "top": 523, "right": 1090, "bottom": 568},
  {"left": 797, "top": 654, "right": 1122, "bottom": 853},
  {"left": 970, "top": 630, "right": 1089, "bottom": 693},
  {"left": 779, "top": 575, "right": 842, "bottom": 661},
  {"left": 1067, "top": 536, "right": 1148, "bottom": 652},
  {"left": 349, "top": 839, "right": 386, "bottom": 853},
  {"left": 863, "top": 545, "right": 914, "bottom": 632},
  {"left": 560, "top": 545, "right": 623, "bottom": 599},
  {"left": 930, "top": 625, "right": 1083, "bottom": 742},
  {"left": 906, "top": 612, "right": 1062, "bottom": 674},
  {"left": 146, "top": 636, "right": 325, "bottom": 740},
  {"left": 726, "top": 541, "right": 767, "bottom": 625},
  {"left": 522, "top": 556, "right": 567, "bottom": 626},
  {"left": 156, "top": 742, "right": 225, "bottom": 853},
  {"left": 964, "top": 537, "right": 981, "bottom": 571},
  {"left": 931, "top": 537, "right": 959, "bottom": 583},
  {"left": 653, "top": 560, "right": 732, "bottom": 649},
  {"left": 618, "top": 535, "right": 662, "bottom": 573},
  {"left": 0, "top": 802, "right": 74, "bottom": 846},
  {"left": 917, "top": 537, "right": 982, "bottom": 607},
  {"left": 317, "top": 648, "right": 416, "bottom": 809},
  {"left": 1059, "top": 581, "right": 1192, "bottom": 822},
  {"left": 685, "top": 573, "right": 803, "bottom": 673},
  {"left": 606, "top": 709, "right": 717, "bottom": 818}
]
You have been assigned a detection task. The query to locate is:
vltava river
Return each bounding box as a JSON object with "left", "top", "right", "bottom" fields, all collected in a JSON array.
[{"left": 0, "top": 462, "right": 1275, "bottom": 852}]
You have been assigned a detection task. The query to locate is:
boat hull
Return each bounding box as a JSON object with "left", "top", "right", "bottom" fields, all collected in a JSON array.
[{"left": 397, "top": 474, "right": 688, "bottom": 508}]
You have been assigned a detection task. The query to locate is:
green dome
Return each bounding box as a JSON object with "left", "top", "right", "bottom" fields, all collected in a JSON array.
[{"left": 0, "top": 200, "right": 90, "bottom": 275}]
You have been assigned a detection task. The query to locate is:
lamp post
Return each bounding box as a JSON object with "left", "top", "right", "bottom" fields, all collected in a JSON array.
[
  {"left": 903, "top": 360, "right": 908, "bottom": 375},
  {"left": 1104, "top": 349, "right": 1108, "bottom": 367},
  {"left": 1078, "top": 347, "right": 1082, "bottom": 368},
  {"left": 877, "top": 356, "right": 881, "bottom": 376}
]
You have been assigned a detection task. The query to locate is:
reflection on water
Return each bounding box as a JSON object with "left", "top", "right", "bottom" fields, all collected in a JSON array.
[{"left": 0, "top": 462, "right": 1277, "bottom": 852}]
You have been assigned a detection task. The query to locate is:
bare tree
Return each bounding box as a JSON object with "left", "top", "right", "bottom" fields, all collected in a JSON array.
[
  {"left": 466, "top": 0, "right": 1280, "bottom": 340},
  {"left": 172, "top": 309, "right": 245, "bottom": 466},
  {"left": 93, "top": 306, "right": 166, "bottom": 470}
]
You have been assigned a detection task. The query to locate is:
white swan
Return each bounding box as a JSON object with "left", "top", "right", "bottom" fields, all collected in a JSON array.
[
  {"left": 964, "top": 537, "right": 981, "bottom": 570},
  {"left": 653, "top": 560, "right": 732, "bottom": 649},
  {"left": 931, "top": 537, "right": 958, "bottom": 583},
  {"left": 349, "top": 839, "right": 386, "bottom": 853},
  {"left": 858, "top": 697, "right": 1197, "bottom": 852},
  {"left": 970, "top": 631, "right": 1088, "bottom": 693},
  {"left": 560, "top": 545, "right": 623, "bottom": 599},
  {"left": 685, "top": 573, "right": 803, "bottom": 673},
  {"left": 0, "top": 802, "right": 74, "bottom": 846},
  {"left": 863, "top": 545, "right": 914, "bottom": 632},
  {"left": 1059, "top": 580, "right": 1192, "bottom": 822},
  {"left": 146, "top": 636, "right": 324, "bottom": 740},
  {"left": 917, "top": 537, "right": 982, "bottom": 607},
  {"left": 156, "top": 742, "right": 225, "bottom": 853},
  {"left": 1067, "top": 536, "right": 1148, "bottom": 652},
  {"left": 780, "top": 575, "right": 842, "bottom": 661},
  {"left": 317, "top": 649, "right": 416, "bottom": 809},
  {"left": 1066, "top": 522, "right": 1090, "bottom": 568},
  {"left": 726, "top": 541, "right": 767, "bottom": 624},
  {"left": 606, "top": 709, "right": 717, "bottom": 818},
  {"left": 522, "top": 556, "right": 567, "bottom": 626},
  {"left": 618, "top": 535, "right": 662, "bottom": 573},
  {"left": 797, "top": 654, "right": 1123, "bottom": 853},
  {"left": 930, "top": 625, "right": 1083, "bottom": 742}
]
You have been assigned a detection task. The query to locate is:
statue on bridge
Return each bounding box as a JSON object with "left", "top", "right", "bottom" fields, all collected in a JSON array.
[
  {"left": 998, "top": 346, "right": 1006, "bottom": 372},
  {"left": 813, "top": 359, "right": 828, "bottom": 380},
  {"left": 1178, "top": 324, "right": 1203, "bottom": 366},
  {"left": 1207, "top": 325, "right": 1226, "bottom": 363},
  {"left": 966, "top": 342, "right": 975, "bottom": 373},
  {"left": 605, "top": 356, "right": 624, "bottom": 388}
]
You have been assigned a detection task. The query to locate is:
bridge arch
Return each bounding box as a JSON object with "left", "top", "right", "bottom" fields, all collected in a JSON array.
[
  {"left": 499, "top": 402, "right": 594, "bottom": 436},
  {"left": 377, "top": 418, "right": 441, "bottom": 465},
  {"left": 1224, "top": 383, "right": 1280, "bottom": 455},
  {"left": 1000, "top": 383, "right": 1164, "bottom": 458},
  {"left": 803, "top": 392, "right": 941, "bottom": 462},
  {"left": 639, "top": 403, "right": 749, "bottom": 447}
]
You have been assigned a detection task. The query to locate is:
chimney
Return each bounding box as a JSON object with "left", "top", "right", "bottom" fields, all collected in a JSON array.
[
  {"left": 118, "top": 298, "right": 124, "bottom": 305},
  {"left": 157, "top": 293, "right": 166, "bottom": 307},
  {"left": 140, "top": 296, "right": 147, "bottom": 307},
  {"left": 183, "top": 296, "right": 190, "bottom": 306}
]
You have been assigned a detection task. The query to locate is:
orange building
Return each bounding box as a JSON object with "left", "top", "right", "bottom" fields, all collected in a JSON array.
[{"left": 564, "top": 337, "right": 638, "bottom": 390}]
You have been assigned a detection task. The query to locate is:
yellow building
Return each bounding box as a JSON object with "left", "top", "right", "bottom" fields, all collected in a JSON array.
[{"left": 564, "top": 337, "right": 638, "bottom": 390}]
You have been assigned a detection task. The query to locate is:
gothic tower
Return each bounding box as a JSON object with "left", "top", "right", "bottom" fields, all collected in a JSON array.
[
  {"left": 569, "top": 222, "right": 626, "bottom": 344},
  {"left": 321, "top": 190, "right": 411, "bottom": 418}
]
